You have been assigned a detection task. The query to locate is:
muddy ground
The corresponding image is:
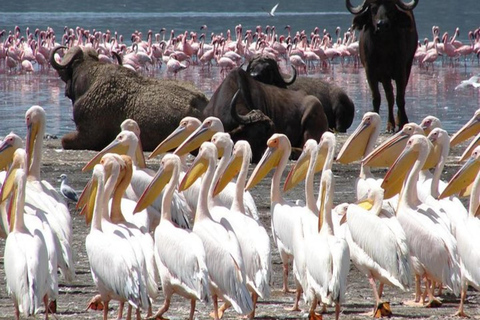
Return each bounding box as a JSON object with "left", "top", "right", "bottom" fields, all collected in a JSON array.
[{"left": 0, "top": 133, "right": 478, "bottom": 320}]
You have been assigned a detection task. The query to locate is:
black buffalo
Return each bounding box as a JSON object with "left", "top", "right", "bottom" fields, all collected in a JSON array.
[
  {"left": 50, "top": 46, "right": 208, "bottom": 151},
  {"left": 346, "top": 0, "right": 419, "bottom": 132},
  {"left": 246, "top": 55, "right": 355, "bottom": 132},
  {"left": 203, "top": 67, "right": 328, "bottom": 162}
]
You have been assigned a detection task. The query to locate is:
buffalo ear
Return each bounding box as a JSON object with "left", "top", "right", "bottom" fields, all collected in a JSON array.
[{"left": 352, "top": 9, "right": 370, "bottom": 30}]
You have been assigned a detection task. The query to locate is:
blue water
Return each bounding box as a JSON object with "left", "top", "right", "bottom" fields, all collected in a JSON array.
[{"left": 1, "top": 0, "right": 479, "bottom": 139}]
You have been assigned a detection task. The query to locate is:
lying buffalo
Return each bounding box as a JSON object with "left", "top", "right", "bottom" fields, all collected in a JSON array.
[
  {"left": 246, "top": 55, "right": 355, "bottom": 132},
  {"left": 203, "top": 67, "right": 328, "bottom": 162},
  {"left": 50, "top": 45, "right": 208, "bottom": 151}
]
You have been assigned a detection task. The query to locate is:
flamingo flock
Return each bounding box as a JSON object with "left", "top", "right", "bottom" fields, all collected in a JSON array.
[
  {"left": 1, "top": 24, "right": 479, "bottom": 76},
  {"left": 3, "top": 104, "right": 480, "bottom": 319}
]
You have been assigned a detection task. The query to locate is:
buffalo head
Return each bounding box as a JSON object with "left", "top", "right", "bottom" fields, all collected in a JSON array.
[
  {"left": 246, "top": 55, "right": 296, "bottom": 89},
  {"left": 50, "top": 46, "right": 101, "bottom": 102},
  {"left": 346, "top": 0, "right": 419, "bottom": 33}
]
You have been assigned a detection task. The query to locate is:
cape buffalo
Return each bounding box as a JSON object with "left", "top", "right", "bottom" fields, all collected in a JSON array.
[
  {"left": 50, "top": 46, "right": 208, "bottom": 151},
  {"left": 346, "top": 0, "right": 419, "bottom": 132},
  {"left": 203, "top": 67, "right": 328, "bottom": 162},
  {"left": 246, "top": 55, "right": 355, "bottom": 132}
]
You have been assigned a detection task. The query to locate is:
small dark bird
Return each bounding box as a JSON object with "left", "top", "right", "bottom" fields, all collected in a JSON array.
[{"left": 59, "top": 174, "right": 78, "bottom": 202}]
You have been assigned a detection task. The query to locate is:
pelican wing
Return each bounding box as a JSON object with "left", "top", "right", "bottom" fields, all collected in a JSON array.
[
  {"left": 155, "top": 222, "right": 209, "bottom": 302},
  {"left": 86, "top": 231, "right": 144, "bottom": 308}
]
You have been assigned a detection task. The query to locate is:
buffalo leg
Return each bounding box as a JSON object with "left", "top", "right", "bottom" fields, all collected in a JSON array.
[
  {"left": 381, "top": 80, "right": 395, "bottom": 133},
  {"left": 395, "top": 79, "right": 409, "bottom": 130}
]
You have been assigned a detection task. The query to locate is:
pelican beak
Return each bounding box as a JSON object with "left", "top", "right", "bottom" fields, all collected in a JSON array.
[
  {"left": 336, "top": 120, "right": 372, "bottom": 164},
  {"left": 76, "top": 178, "right": 92, "bottom": 211},
  {"left": 178, "top": 153, "right": 208, "bottom": 191},
  {"left": 174, "top": 123, "right": 215, "bottom": 157},
  {"left": 450, "top": 115, "right": 480, "bottom": 147},
  {"left": 82, "top": 139, "right": 128, "bottom": 172},
  {"left": 438, "top": 155, "right": 480, "bottom": 199},
  {"left": 0, "top": 160, "right": 22, "bottom": 203},
  {"left": 6, "top": 181, "right": 18, "bottom": 233},
  {"left": 135, "top": 141, "right": 147, "bottom": 169},
  {"left": 134, "top": 163, "right": 172, "bottom": 213},
  {"left": 355, "top": 193, "right": 374, "bottom": 210},
  {"left": 283, "top": 147, "right": 310, "bottom": 192},
  {"left": 381, "top": 146, "right": 418, "bottom": 199},
  {"left": 25, "top": 121, "right": 39, "bottom": 175},
  {"left": 213, "top": 153, "right": 242, "bottom": 197},
  {"left": 84, "top": 175, "right": 99, "bottom": 225},
  {"left": 246, "top": 142, "right": 282, "bottom": 191},
  {"left": 363, "top": 131, "right": 411, "bottom": 168},
  {"left": 0, "top": 140, "right": 16, "bottom": 171},
  {"left": 149, "top": 125, "right": 190, "bottom": 159},
  {"left": 459, "top": 133, "right": 480, "bottom": 162},
  {"left": 317, "top": 180, "right": 327, "bottom": 232}
]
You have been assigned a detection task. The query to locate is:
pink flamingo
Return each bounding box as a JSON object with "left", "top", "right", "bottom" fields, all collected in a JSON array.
[
  {"left": 167, "top": 53, "right": 189, "bottom": 77},
  {"left": 454, "top": 31, "right": 475, "bottom": 66},
  {"left": 422, "top": 36, "right": 441, "bottom": 70}
]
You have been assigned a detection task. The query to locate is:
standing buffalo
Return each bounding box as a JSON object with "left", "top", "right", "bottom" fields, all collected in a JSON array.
[
  {"left": 246, "top": 55, "right": 355, "bottom": 132},
  {"left": 50, "top": 46, "right": 208, "bottom": 151},
  {"left": 346, "top": 0, "right": 419, "bottom": 132},
  {"left": 203, "top": 67, "right": 328, "bottom": 162}
]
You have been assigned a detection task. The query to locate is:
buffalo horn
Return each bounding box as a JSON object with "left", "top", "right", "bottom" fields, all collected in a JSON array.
[
  {"left": 112, "top": 51, "right": 123, "bottom": 65},
  {"left": 284, "top": 65, "right": 297, "bottom": 85},
  {"left": 395, "top": 0, "right": 419, "bottom": 11},
  {"left": 50, "top": 46, "right": 83, "bottom": 70},
  {"left": 230, "top": 89, "right": 251, "bottom": 124},
  {"left": 345, "top": 0, "right": 368, "bottom": 14}
]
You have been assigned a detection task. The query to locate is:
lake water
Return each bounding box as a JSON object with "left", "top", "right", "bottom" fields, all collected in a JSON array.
[{"left": 1, "top": 0, "right": 479, "bottom": 139}]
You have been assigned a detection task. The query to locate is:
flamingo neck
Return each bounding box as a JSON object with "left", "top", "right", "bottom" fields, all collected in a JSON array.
[
  {"left": 196, "top": 156, "right": 216, "bottom": 223},
  {"left": 271, "top": 148, "right": 290, "bottom": 204}
]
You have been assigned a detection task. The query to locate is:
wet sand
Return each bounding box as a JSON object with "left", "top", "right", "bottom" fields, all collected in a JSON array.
[{"left": 0, "top": 134, "right": 478, "bottom": 320}]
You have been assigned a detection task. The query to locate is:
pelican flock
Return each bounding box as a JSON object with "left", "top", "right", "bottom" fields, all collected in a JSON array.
[{"left": 3, "top": 105, "right": 480, "bottom": 320}]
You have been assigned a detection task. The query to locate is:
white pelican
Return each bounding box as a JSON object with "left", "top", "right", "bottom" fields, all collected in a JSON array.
[
  {"left": 450, "top": 108, "right": 480, "bottom": 147},
  {"left": 179, "top": 141, "right": 253, "bottom": 319},
  {"left": 343, "top": 186, "right": 411, "bottom": 316},
  {"left": 120, "top": 118, "right": 147, "bottom": 169},
  {"left": 425, "top": 128, "right": 468, "bottom": 236},
  {"left": 381, "top": 134, "right": 461, "bottom": 306},
  {"left": 246, "top": 134, "right": 306, "bottom": 294},
  {"left": 102, "top": 154, "right": 159, "bottom": 313},
  {"left": 304, "top": 170, "right": 350, "bottom": 320},
  {"left": 148, "top": 116, "right": 202, "bottom": 213},
  {"left": 212, "top": 140, "right": 272, "bottom": 318},
  {"left": 3, "top": 167, "right": 51, "bottom": 320},
  {"left": 134, "top": 153, "right": 210, "bottom": 320},
  {"left": 438, "top": 145, "right": 480, "bottom": 317},
  {"left": 281, "top": 136, "right": 333, "bottom": 311},
  {"left": 1, "top": 149, "right": 59, "bottom": 311},
  {"left": 82, "top": 130, "right": 189, "bottom": 230},
  {"left": 84, "top": 164, "right": 149, "bottom": 320},
  {"left": 419, "top": 115, "right": 442, "bottom": 135},
  {"left": 173, "top": 116, "right": 259, "bottom": 219},
  {"left": 24, "top": 105, "right": 75, "bottom": 282}
]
